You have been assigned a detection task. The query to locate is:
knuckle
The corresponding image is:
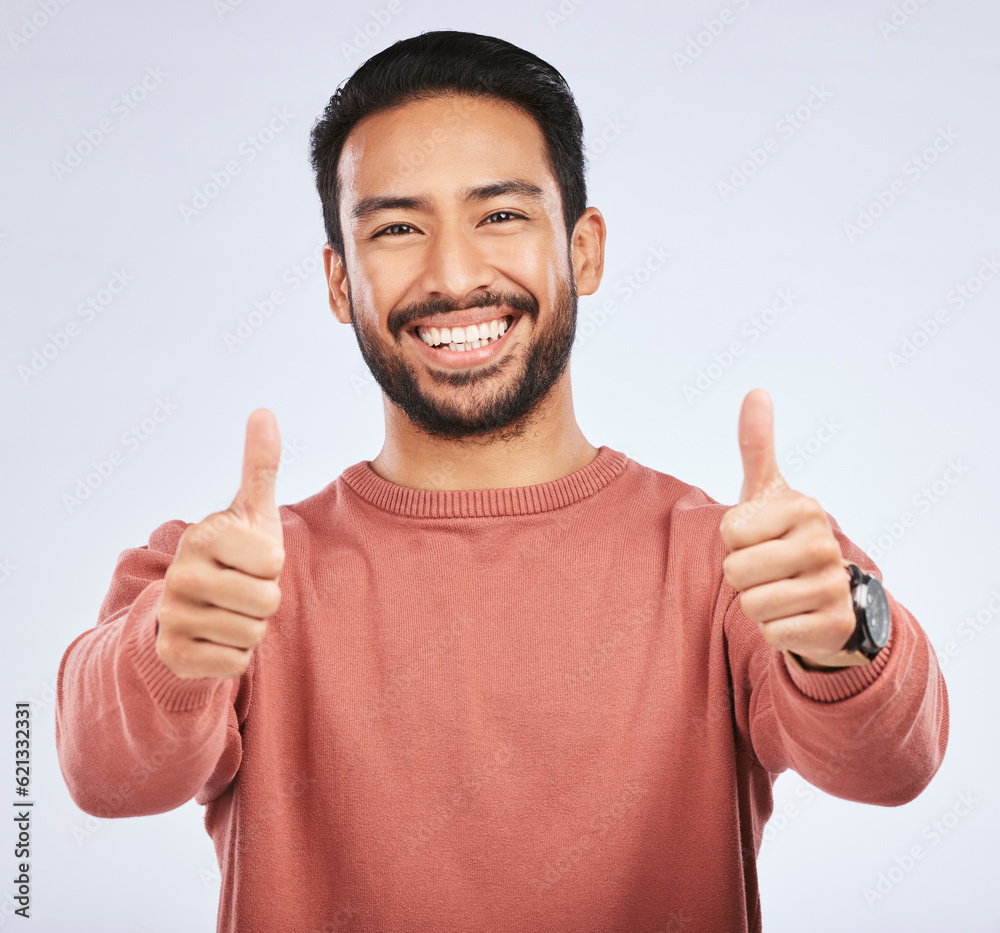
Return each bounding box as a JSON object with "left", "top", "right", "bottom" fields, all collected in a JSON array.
[
  {"left": 820, "top": 537, "right": 841, "bottom": 563},
  {"left": 166, "top": 563, "right": 201, "bottom": 597},
  {"left": 834, "top": 612, "right": 855, "bottom": 642},
  {"left": 804, "top": 495, "right": 824, "bottom": 516},
  {"left": 256, "top": 541, "right": 284, "bottom": 578},
  {"left": 194, "top": 513, "right": 234, "bottom": 552},
  {"left": 824, "top": 567, "right": 848, "bottom": 601},
  {"left": 260, "top": 583, "right": 282, "bottom": 617},
  {"left": 740, "top": 591, "right": 760, "bottom": 618},
  {"left": 793, "top": 496, "right": 821, "bottom": 521},
  {"left": 171, "top": 638, "right": 193, "bottom": 668},
  {"left": 157, "top": 635, "right": 190, "bottom": 676},
  {"left": 179, "top": 521, "right": 204, "bottom": 547},
  {"left": 802, "top": 535, "right": 829, "bottom": 565},
  {"left": 188, "top": 516, "right": 222, "bottom": 550},
  {"left": 187, "top": 524, "right": 212, "bottom": 551},
  {"left": 156, "top": 600, "right": 181, "bottom": 634},
  {"left": 723, "top": 557, "right": 742, "bottom": 589},
  {"left": 155, "top": 632, "right": 173, "bottom": 664},
  {"left": 722, "top": 522, "right": 743, "bottom": 549},
  {"left": 231, "top": 644, "right": 255, "bottom": 677},
  {"left": 759, "top": 625, "right": 780, "bottom": 647}
]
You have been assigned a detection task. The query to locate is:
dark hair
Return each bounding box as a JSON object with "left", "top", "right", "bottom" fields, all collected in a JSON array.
[{"left": 309, "top": 30, "right": 587, "bottom": 261}]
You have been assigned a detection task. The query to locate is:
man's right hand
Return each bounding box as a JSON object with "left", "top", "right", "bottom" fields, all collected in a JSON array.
[{"left": 156, "top": 409, "right": 285, "bottom": 680}]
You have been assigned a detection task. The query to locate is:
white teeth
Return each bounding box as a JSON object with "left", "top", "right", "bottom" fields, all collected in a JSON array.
[
  {"left": 416, "top": 315, "right": 512, "bottom": 348},
  {"left": 441, "top": 335, "right": 503, "bottom": 352}
]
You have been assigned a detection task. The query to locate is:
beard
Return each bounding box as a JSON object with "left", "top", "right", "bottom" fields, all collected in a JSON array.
[{"left": 346, "top": 264, "right": 579, "bottom": 443}]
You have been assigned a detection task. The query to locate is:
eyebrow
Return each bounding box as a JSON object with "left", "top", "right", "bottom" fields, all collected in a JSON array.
[{"left": 350, "top": 179, "right": 546, "bottom": 223}]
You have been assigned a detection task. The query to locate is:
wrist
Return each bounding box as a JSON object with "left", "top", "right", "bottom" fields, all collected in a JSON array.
[{"left": 783, "top": 648, "right": 873, "bottom": 672}]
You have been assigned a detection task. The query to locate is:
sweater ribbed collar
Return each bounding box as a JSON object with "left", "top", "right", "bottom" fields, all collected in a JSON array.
[{"left": 340, "top": 445, "right": 629, "bottom": 519}]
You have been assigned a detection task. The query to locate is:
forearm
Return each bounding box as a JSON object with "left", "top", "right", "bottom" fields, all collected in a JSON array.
[
  {"left": 55, "top": 581, "right": 232, "bottom": 817},
  {"left": 768, "top": 593, "right": 948, "bottom": 805}
]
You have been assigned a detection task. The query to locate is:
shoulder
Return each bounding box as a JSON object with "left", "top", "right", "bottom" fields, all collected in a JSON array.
[
  {"left": 620, "top": 454, "right": 731, "bottom": 531},
  {"left": 277, "top": 472, "right": 357, "bottom": 539}
]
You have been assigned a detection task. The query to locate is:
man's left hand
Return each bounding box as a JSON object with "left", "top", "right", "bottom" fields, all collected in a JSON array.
[{"left": 719, "top": 389, "right": 860, "bottom": 669}]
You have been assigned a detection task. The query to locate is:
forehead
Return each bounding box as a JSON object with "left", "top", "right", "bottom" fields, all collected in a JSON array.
[{"left": 337, "top": 94, "right": 558, "bottom": 214}]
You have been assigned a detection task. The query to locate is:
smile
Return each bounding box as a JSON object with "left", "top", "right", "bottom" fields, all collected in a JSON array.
[
  {"left": 407, "top": 313, "right": 522, "bottom": 368},
  {"left": 415, "top": 314, "right": 514, "bottom": 351}
]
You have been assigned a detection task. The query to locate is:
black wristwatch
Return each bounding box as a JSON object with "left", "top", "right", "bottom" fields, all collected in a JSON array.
[{"left": 840, "top": 563, "right": 891, "bottom": 660}]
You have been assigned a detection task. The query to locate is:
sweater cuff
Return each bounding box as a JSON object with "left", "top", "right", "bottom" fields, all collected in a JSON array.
[
  {"left": 778, "top": 628, "right": 894, "bottom": 703},
  {"left": 123, "top": 580, "right": 227, "bottom": 712}
]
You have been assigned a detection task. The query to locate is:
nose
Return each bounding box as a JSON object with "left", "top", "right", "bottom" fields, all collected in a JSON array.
[{"left": 418, "top": 221, "right": 496, "bottom": 303}]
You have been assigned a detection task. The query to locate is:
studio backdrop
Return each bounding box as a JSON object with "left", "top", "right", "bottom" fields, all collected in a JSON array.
[{"left": 1, "top": 0, "right": 998, "bottom": 930}]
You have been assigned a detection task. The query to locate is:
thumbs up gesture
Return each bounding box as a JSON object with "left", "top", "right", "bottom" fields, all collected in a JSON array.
[
  {"left": 156, "top": 409, "right": 285, "bottom": 679},
  {"left": 719, "top": 390, "right": 858, "bottom": 669}
]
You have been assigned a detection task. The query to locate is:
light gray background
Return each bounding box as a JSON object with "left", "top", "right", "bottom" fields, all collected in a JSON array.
[{"left": 2, "top": 0, "right": 998, "bottom": 930}]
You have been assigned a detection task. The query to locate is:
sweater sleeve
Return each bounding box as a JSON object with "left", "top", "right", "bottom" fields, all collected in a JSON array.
[
  {"left": 55, "top": 519, "right": 246, "bottom": 818},
  {"left": 722, "top": 510, "right": 950, "bottom": 806}
]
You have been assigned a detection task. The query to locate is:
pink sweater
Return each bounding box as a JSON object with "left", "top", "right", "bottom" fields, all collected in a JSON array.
[{"left": 55, "top": 446, "right": 948, "bottom": 932}]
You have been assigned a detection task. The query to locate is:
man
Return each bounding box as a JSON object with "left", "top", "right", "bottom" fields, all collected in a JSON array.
[{"left": 55, "top": 30, "right": 948, "bottom": 933}]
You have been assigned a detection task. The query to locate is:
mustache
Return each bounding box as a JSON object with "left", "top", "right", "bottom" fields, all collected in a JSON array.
[{"left": 389, "top": 289, "right": 538, "bottom": 337}]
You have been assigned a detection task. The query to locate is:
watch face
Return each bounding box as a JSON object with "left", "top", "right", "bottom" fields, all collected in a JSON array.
[{"left": 864, "top": 577, "right": 891, "bottom": 647}]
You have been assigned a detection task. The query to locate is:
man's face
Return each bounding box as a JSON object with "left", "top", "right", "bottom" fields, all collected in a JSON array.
[{"left": 327, "top": 93, "right": 581, "bottom": 442}]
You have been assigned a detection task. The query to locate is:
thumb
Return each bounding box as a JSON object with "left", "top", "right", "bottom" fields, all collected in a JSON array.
[
  {"left": 230, "top": 408, "right": 282, "bottom": 539},
  {"left": 737, "top": 388, "right": 786, "bottom": 504}
]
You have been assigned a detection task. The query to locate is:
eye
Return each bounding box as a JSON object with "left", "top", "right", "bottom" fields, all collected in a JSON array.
[
  {"left": 372, "top": 222, "right": 417, "bottom": 239},
  {"left": 482, "top": 210, "right": 525, "bottom": 225},
  {"left": 371, "top": 210, "right": 526, "bottom": 239}
]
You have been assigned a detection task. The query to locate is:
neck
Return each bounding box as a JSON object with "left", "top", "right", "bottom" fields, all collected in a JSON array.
[{"left": 369, "top": 370, "right": 599, "bottom": 491}]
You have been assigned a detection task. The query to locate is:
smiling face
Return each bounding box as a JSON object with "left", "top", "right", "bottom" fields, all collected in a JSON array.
[{"left": 324, "top": 93, "right": 599, "bottom": 442}]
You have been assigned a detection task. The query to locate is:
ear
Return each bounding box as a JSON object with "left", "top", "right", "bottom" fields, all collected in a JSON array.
[
  {"left": 569, "top": 206, "right": 606, "bottom": 298},
  {"left": 323, "top": 243, "right": 352, "bottom": 324}
]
